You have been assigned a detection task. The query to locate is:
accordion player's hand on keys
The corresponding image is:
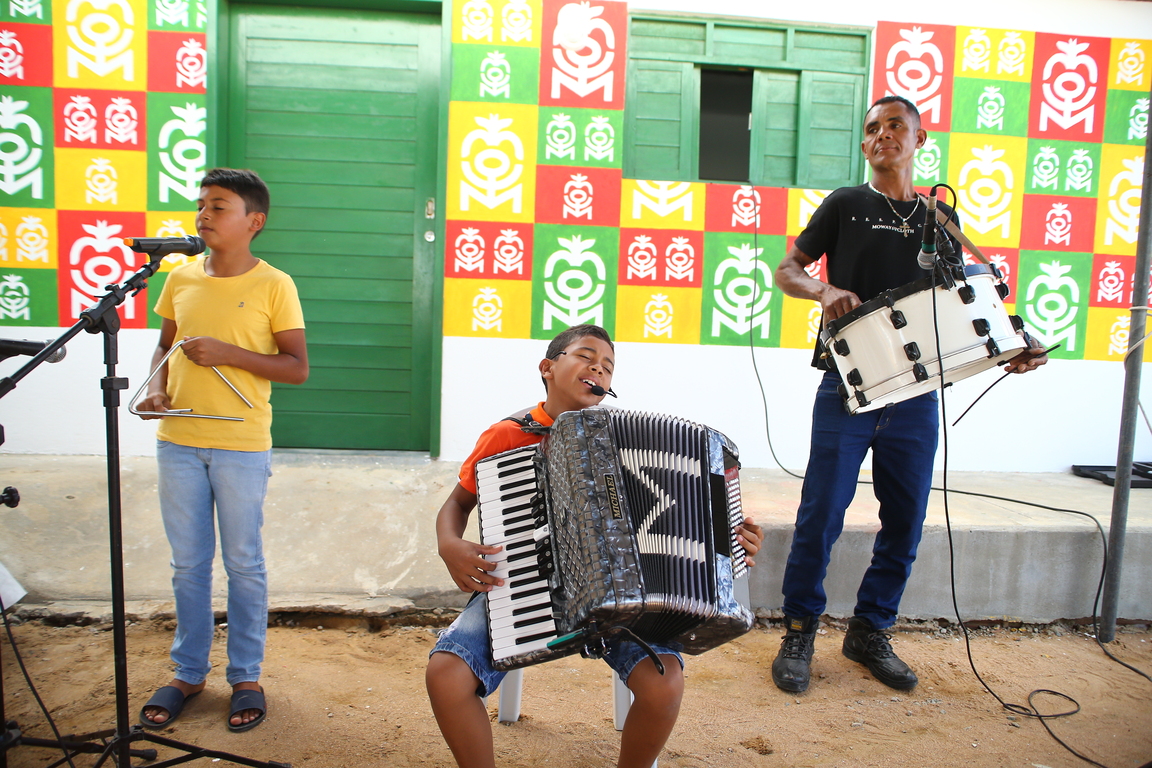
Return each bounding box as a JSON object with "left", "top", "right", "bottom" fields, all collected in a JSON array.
[
  {"left": 436, "top": 483, "right": 506, "bottom": 593},
  {"left": 476, "top": 407, "right": 757, "bottom": 671}
]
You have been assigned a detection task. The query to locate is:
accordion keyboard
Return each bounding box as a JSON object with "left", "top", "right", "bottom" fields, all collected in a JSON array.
[{"left": 476, "top": 445, "right": 560, "bottom": 663}]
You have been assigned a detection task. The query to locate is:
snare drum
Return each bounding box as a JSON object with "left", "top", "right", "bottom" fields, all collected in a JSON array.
[{"left": 821, "top": 264, "right": 1026, "bottom": 414}]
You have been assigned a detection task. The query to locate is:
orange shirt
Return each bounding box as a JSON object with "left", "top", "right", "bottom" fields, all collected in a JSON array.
[{"left": 457, "top": 403, "right": 553, "bottom": 495}]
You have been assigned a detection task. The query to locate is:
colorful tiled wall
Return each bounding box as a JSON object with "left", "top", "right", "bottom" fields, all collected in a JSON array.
[
  {"left": 1, "top": 0, "right": 1148, "bottom": 365},
  {"left": 880, "top": 22, "right": 1152, "bottom": 362},
  {"left": 444, "top": 4, "right": 1152, "bottom": 362},
  {"left": 0, "top": 0, "right": 206, "bottom": 329}
]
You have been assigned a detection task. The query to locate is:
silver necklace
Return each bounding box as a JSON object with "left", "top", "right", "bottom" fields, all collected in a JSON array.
[{"left": 868, "top": 182, "right": 919, "bottom": 238}]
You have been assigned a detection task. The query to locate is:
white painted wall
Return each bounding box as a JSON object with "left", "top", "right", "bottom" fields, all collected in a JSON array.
[
  {"left": 441, "top": 336, "right": 1152, "bottom": 472},
  {"left": 0, "top": 327, "right": 160, "bottom": 455}
]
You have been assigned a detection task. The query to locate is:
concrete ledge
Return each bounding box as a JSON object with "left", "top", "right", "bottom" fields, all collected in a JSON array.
[
  {"left": 748, "top": 525, "right": 1150, "bottom": 624},
  {"left": 12, "top": 594, "right": 422, "bottom": 625},
  {"left": 1, "top": 455, "right": 1147, "bottom": 624}
]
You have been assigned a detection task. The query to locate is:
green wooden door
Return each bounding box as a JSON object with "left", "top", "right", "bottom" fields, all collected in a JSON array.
[{"left": 227, "top": 5, "right": 440, "bottom": 451}]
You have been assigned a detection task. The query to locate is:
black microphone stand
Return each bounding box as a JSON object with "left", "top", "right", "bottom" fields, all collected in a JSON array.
[{"left": 0, "top": 254, "right": 289, "bottom": 768}]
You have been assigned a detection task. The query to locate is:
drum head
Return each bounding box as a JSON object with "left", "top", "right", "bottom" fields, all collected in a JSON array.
[{"left": 825, "top": 274, "right": 936, "bottom": 336}]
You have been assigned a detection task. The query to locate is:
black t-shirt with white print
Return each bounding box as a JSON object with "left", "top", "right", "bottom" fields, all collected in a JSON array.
[{"left": 793, "top": 183, "right": 960, "bottom": 369}]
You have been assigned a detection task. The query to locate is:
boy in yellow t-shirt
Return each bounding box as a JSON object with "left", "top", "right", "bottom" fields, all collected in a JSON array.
[{"left": 136, "top": 168, "right": 308, "bottom": 732}]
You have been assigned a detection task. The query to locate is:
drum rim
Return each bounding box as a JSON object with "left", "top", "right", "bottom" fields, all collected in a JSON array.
[
  {"left": 963, "top": 263, "right": 998, "bottom": 278},
  {"left": 825, "top": 263, "right": 1003, "bottom": 336},
  {"left": 825, "top": 275, "right": 936, "bottom": 335}
]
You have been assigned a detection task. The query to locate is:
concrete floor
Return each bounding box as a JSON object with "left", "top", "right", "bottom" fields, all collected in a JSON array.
[{"left": 0, "top": 451, "right": 1148, "bottom": 623}]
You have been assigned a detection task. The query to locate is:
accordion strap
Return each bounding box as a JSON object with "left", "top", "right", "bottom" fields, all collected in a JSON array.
[
  {"left": 604, "top": 627, "right": 666, "bottom": 676},
  {"left": 502, "top": 414, "right": 551, "bottom": 435}
]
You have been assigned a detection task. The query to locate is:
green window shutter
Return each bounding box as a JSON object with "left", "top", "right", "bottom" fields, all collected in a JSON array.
[
  {"left": 624, "top": 59, "right": 698, "bottom": 181},
  {"left": 752, "top": 70, "right": 864, "bottom": 188},
  {"left": 625, "top": 13, "right": 869, "bottom": 189},
  {"left": 797, "top": 71, "right": 864, "bottom": 189},
  {"left": 750, "top": 69, "right": 800, "bottom": 187}
]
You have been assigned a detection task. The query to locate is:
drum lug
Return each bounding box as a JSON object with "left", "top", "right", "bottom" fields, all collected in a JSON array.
[
  {"left": 904, "top": 342, "right": 921, "bottom": 361},
  {"left": 996, "top": 282, "right": 1010, "bottom": 300},
  {"left": 837, "top": 383, "right": 849, "bottom": 401},
  {"left": 986, "top": 338, "right": 1001, "bottom": 358},
  {"left": 834, "top": 338, "right": 851, "bottom": 356},
  {"left": 958, "top": 285, "right": 976, "bottom": 304},
  {"left": 847, "top": 368, "right": 863, "bottom": 387},
  {"left": 889, "top": 310, "right": 907, "bottom": 329},
  {"left": 1009, "top": 314, "right": 1024, "bottom": 332},
  {"left": 973, "top": 318, "right": 991, "bottom": 337},
  {"left": 854, "top": 390, "right": 870, "bottom": 408},
  {"left": 912, "top": 362, "right": 929, "bottom": 382}
]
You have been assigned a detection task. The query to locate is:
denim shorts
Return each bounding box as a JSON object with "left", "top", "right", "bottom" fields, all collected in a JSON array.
[{"left": 430, "top": 593, "right": 684, "bottom": 697}]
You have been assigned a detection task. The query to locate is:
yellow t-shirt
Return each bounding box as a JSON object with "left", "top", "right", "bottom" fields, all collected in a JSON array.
[{"left": 153, "top": 259, "right": 305, "bottom": 452}]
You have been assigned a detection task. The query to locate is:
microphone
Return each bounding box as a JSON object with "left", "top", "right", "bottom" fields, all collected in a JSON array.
[
  {"left": 917, "top": 187, "right": 938, "bottom": 270},
  {"left": 0, "top": 338, "right": 66, "bottom": 363},
  {"left": 122, "top": 236, "right": 206, "bottom": 257},
  {"left": 589, "top": 384, "right": 617, "bottom": 398}
]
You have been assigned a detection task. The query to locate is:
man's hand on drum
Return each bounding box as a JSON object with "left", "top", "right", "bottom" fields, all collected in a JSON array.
[
  {"left": 1004, "top": 334, "right": 1050, "bottom": 374},
  {"left": 735, "top": 517, "right": 763, "bottom": 568},
  {"left": 819, "top": 284, "right": 862, "bottom": 324}
]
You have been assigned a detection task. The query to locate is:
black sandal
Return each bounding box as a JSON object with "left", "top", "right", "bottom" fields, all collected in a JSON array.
[
  {"left": 139, "top": 685, "right": 200, "bottom": 729},
  {"left": 227, "top": 686, "right": 266, "bottom": 732}
]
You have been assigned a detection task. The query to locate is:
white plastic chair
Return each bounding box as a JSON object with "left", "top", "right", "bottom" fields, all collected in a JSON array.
[{"left": 494, "top": 668, "right": 656, "bottom": 768}]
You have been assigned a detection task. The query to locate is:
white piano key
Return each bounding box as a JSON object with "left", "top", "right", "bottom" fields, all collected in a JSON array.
[
  {"left": 477, "top": 474, "right": 536, "bottom": 504},
  {"left": 487, "top": 584, "right": 550, "bottom": 611},
  {"left": 488, "top": 596, "right": 551, "bottom": 622},
  {"left": 476, "top": 457, "right": 535, "bottom": 481},
  {"left": 481, "top": 515, "right": 537, "bottom": 538},
  {"left": 489, "top": 560, "right": 542, "bottom": 580},
  {"left": 490, "top": 606, "right": 554, "bottom": 636},
  {"left": 492, "top": 619, "right": 556, "bottom": 644},
  {"left": 492, "top": 632, "right": 557, "bottom": 660}
]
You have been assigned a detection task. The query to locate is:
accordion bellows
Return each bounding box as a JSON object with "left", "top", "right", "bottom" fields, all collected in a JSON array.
[{"left": 477, "top": 407, "right": 755, "bottom": 671}]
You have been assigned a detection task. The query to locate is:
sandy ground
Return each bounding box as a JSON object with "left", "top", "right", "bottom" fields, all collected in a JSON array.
[{"left": 2, "top": 614, "right": 1151, "bottom": 768}]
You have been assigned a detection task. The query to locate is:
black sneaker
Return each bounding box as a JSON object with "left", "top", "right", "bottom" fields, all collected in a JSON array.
[
  {"left": 841, "top": 616, "right": 918, "bottom": 690},
  {"left": 771, "top": 616, "right": 818, "bottom": 692}
]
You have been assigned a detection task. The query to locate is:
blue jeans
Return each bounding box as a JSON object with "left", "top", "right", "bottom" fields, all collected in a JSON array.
[
  {"left": 430, "top": 593, "right": 684, "bottom": 697},
  {"left": 781, "top": 371, "right": 939, "bottom": 630},
  {"left": 157, "top": 440, "right": 272, "bottom": 685}
]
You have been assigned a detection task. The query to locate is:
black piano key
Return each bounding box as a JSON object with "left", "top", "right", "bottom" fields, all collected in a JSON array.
[
  {"left": 513, "top": 613, "right": 554, "bottom": 629},
  {"left": 506, "top": 522, "right": 536, "bottom": 537},
  {"left": 503, "top": 512, "right": 535, "bottom": 528},
  {"left": 510, "top": 584, "right": 550, "bottom": 601},
  {"left": 515, "top": 629, "right": 557, "bottom": 646},
  {"left": 508, "top": 575, "right": 544, "bottom": 590},
  {"left": 501, "top": 501, "right": 534, "bottom": 517}
]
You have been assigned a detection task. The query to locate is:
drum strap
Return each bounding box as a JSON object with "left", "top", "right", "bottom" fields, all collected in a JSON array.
[{"left": 928, "top": 203, "right": 990, "bottom": 265}]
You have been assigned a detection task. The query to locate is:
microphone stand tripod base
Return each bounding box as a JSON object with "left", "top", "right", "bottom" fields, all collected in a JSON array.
[{"left": 4, "top": 726, "right": 159, "bottom": 765}]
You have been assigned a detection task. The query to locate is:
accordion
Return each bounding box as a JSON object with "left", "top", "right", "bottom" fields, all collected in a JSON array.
[{"left": 476, "top": 407, "right": 754, "bottom": 671}]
